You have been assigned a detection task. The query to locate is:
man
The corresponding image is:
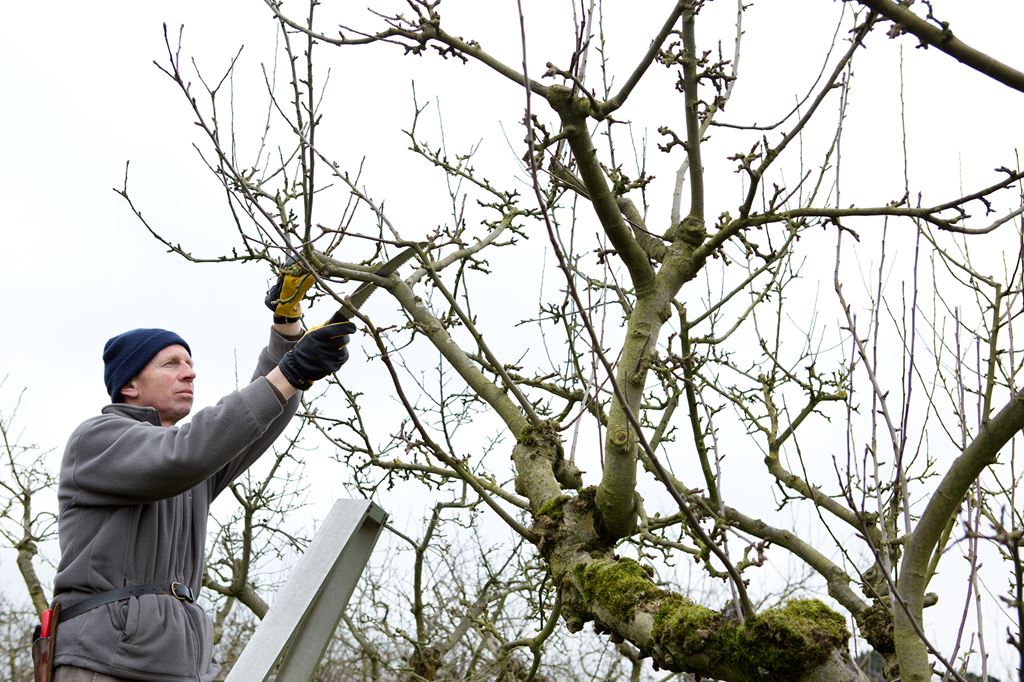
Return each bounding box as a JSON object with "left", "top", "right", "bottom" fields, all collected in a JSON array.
[{"left": 49, "top": 271, "right": 353, "bottom": 682}]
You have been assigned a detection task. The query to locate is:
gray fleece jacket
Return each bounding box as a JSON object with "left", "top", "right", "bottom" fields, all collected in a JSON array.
[{"left": 52, "top": 330, "right": 300, "bottom": 681}]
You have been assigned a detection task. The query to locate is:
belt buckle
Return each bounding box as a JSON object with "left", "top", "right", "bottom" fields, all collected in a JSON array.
[{"left": 170, "top": 582, "right": 194, "bottom": 603}]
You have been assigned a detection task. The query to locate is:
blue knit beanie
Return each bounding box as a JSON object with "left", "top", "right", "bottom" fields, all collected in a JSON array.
[{"left": 103, "top": 328, "right": 191, "bottom": 402}]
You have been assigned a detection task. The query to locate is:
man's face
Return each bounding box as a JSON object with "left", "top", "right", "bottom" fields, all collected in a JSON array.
[{"left": 120, "top": 344, "right": 196, "bottom": 426}]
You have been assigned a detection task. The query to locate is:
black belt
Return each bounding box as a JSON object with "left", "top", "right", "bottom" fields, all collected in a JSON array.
[{"left": 58, "top": 582, "right": 195, "bottom": 624}]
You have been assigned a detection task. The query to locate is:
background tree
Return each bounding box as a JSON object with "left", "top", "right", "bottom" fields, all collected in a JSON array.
[
  {"left": 0, "top": 382, "right": 57, "bottom": 681},
  {"left": 0, "top": 379, "right": 57, "bottom": 617},
  {"left": 0, "top": 595, "right": 34, "bottom": 682}
]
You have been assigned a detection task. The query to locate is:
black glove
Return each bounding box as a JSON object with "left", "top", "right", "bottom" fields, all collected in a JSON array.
[
  {"left": 266, "top": 259, "right": 315, "bottom": 324},
  {"left": 277, "top": 319, "right": 357, "bottom": 390}
]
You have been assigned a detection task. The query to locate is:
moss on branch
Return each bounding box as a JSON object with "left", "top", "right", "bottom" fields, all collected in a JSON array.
[
  {"left": 565, "top": 555, "right": 851, "bottom": 678},
  {"left": 653, "top": 595, "right": 849, "bottom": 679},
  {"left": 575, "top": 558, "right": 662, "bottom": 623},
  {"left": 531, "top": 489, "right": 855, "bottom": 680}
]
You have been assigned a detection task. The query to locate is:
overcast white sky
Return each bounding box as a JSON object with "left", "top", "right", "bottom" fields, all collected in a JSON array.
[
  {"left": 3, "top": 1, "right": 1020, "bottom": 437},
  {"left": 2, "top": 0, "right": 1024, "bottom": 677}
]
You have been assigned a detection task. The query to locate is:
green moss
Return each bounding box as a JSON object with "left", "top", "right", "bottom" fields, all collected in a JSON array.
[
  {"left": 573, "top": 556, "right": 848, "bottom": 677},
  {"left": 742, "top": 600, "right": 848, "bottom": 676},
  {"left": 653, "top": 598, "right": 849, "bottom": 679},
  {"left": 575, "top": 558, "right": 664, "bottom": 623},
  {"left": 653, "top": 594, "right": 732, "bottom": 654},
  {"left": 536, "top": 495, "right": 571, "bottom": 521},
  {"left": 855, "top": 601, "right": 895, "bottom": 654},
  {"left": 519, "top": 420, "right": 562, "bottom": 449},
  {"left": 576, "top": 486, "right": 598, "bottom": 505}
]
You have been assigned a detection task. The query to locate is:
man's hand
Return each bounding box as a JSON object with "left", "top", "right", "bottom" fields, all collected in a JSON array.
[
  {"left": 277, "top": 319, "right": 357, "bottom": 390},
  {"left": 265, "top": 260, "right": 315, "bottom": 323}
]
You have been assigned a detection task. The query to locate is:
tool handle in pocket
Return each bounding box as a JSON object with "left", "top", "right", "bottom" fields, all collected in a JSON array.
[{"left": 32, "top": 601, "right": 61, "bottom": 682}]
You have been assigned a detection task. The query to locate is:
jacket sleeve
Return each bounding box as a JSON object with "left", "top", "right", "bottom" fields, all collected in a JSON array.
[
  {"left": 63, "top": 330, "right": 300, "bottom": 506},
  {"left": 207, "top": 329, "right": 301, "bottom": 498}
]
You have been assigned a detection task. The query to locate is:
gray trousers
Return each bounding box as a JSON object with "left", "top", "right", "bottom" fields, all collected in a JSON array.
[{"left": 53, "top": 666, "right": 136, "bottom": 682}]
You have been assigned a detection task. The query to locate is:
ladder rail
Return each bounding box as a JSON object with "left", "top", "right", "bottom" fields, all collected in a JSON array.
[{"left": 225, "top": 499, "right": 387, "bottom": 682}]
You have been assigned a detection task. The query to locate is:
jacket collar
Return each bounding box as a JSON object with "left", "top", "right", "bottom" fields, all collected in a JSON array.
[{"left": 101, "top": 403, "right": 162, "bottom": 426}]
